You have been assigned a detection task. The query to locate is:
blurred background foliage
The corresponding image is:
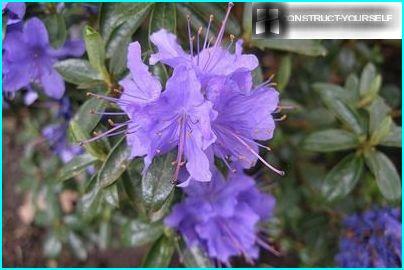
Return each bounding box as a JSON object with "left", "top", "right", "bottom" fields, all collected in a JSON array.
[{"left": 3, "top": 2, "right": 401, "bottom": 267}]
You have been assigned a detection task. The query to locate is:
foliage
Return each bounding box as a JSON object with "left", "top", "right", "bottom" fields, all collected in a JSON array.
[{"left": 4, "top": 2, "right": 401, "bottom": 267}]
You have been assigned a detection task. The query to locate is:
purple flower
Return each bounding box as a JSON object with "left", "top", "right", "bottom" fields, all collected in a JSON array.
[
  {"left": 148, "top": 2, "right": 283, "bottom": 176},
  {"left": 336, "top": 207, "right": 401, "bottom": 267},
  {"left": 165, "top": 169, "right": 276, "bottom": 265},
  {"left": 42, "top": 97, "right": 82, "bottom": 163},
  {"left": 3, "top": 17, "right": 85, "bottom": 99},
  {"left": 86, "top": 42, "right": 217, "bottom": 183},
  {"left": 2, "top": 2, "right": 25, "bottom": 25},
  {"left": 149, "top": 3, "right": 258, "bottom": 85}
]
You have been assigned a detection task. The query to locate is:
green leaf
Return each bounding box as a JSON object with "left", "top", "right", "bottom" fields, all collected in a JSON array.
[
  {"left": 44, "top": 13, "right": 67, "bottom": 48},
  {"left": 142, "top": 235, "right": 175, "bottom": 267},
  {"left": 100, "top": 3, "right": 153, "bottom": 76},
  {"left": 141, "top": 153, "right": 175, "bottom": 217},
  {"left": 2, "top": 15, "right": 7, "bottom": 40},
  {"left": 359, "top": 62, "right": 377, "bottom": 96},
  {"left": 54, "top": 59, "right": 103, "bottom": 86},
  {"left": 319, "top": 94, "right": 365, "bottom": 135},
  {"left": 322, "top": 154, "right": 364, "bottom": 201},
  {"left": 79, "top": 174, "right": 103, "bottom": 218},
  {"left": 302, "top": 129, "right": 358, "bottom": 152},
  {"left": 313, "top": 82, "right": 353, "bottom": 103},
  {"left": 252, "top": 40, "right": 327, "bottom": 56},
  {"left": 369, "top": 117, "right": 392, "bottom": 146},
  {"left": 122, "top": 219, "right": 164, "bottom": 247},
  {"left": 83, "top": 25, "right": 110, "bottom": 84},
  {"left": 367, "top": 97, "right": 391, "bottom": 135},
  {"left": 183, "top": 245, "right": 213, "bottom": 267},
  {"left": 68, "top": 232, "right": 88, "bottom": 260},
  {"left": 98, "top": 136, "right": 131, "bottom": 188},
  {"left": 58, "top": 153, "right": 98, "bottom": 181},
  {"left": 252, "top": 66, "right": 263, "bottom": 85},
  {"left": 380, "top": 124, "right": 402, "bottom": 148},
  {"left": 276, "top": 55, "right": 292, "bottom": 91},
  {"left": 69, "top": 97, "right": 108, "bottom": 160},
  {"left": 365, "top": 150, "right": 401, "bottom": 200},
  {"left": 344, "top": 73, "right": 360, "bottom": 100},
  {"left": 149, "top": 3, "right": 176, "bottom": 35}
]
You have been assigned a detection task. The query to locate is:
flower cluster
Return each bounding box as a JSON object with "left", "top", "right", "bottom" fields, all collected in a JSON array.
[
  {"left": 88, "top": 3, "right": 283, "bottom": 187},
  {"left": 336, "top": 207, "right": 402, "bottom": 267},
  {"left": 3, "top": 16, "right": 85, "bottom": 100},
  {"left": 165, "top": 169, "right": 276, "bottom": 265}
]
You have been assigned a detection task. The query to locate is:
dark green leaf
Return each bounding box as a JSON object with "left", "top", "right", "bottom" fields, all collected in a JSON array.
[
  {"left": 344, "top": 73, "right": 360, "bottom": 100},
  {"left": 79, "top": 174, "right": 103, "bottom": 218},
  {"left": 365, "top": 150, "right": 401, "bottom": 200},
  {"left": 44, "top": 13, "right": 67, "bottom": 48},
  {"left": 380, "top": 124, "right": 402, "bottom": 148},
  {"left": 104, "top": 183, "right": 119, "bottom": 208},
  {"left": 101, "top": 3, "right": 153, "bottom": 76},
  {"left": 122, "top": 219, "right": 164, "bottom": 247},
  {"left": 2, "top": 15, "right": 7, "bottom": 40},
  {"left": 142, "top": 153, "right": 175, "bottom": 217},
  {"left": 276, "top": 55, "right": 292, "bottom": 91},
  {"left": 149, "top": 3, "right": 176, "bottom": 35},
  {"left": 322, "top": 154, "right": 364, "bottom": 201},
  {"left": 252, "top": 66, "right": 263, "bottom": 85},
  {"left": 319, "top": 94, "right": 365, "bottom": 135},
  {"left": 54, "top": 59, "right": 103, "bottom": 86},
  {"left": 98, "top": 137, "right": 131, "bottom": 188},
  {"left": 252, "top": 40, "right": 327, "bottom": 56},
  {"left": 142, "top": 235, "right": 175, "bottom": 267},
  {"left": 313, "top": 82, "right": 353, "bottom": 103},
  {"left": 58, "top": 153, "right": 98, "bottom": 181},
  {"left": 302, "top": 129, "right": 358, "bottom": 152},
  {"left": 183, "top": 245, "right": 213, "bottom": 267}
]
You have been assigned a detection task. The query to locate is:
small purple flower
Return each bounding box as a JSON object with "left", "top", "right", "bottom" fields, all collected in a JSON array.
[
  {"left": 2, "top": 2, "right": 25, "bottom": 25},
  {"left": 3, "top": 17, "right": 85, "bottom": 100},
  {"left": 165, "top": 169, "right": 276, "bottom": 265},
  {"left": 42, "top": 97, "right": 82, "bottom": 163},
  {"left": 86, "top": 42, "right": 217, "bottom": 183},
  {"left": 336, "top": 207, "right": 401, "bottom": 267}
]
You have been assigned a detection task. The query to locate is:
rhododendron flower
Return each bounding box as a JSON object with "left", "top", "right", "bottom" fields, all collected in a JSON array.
[
  {"left": 336, "top": 207, "right": 401, "bottom": 267},
  {"left": 86, "top": 42, "right": 216, "bottom": 183},
  {"left": 165, "top": 169, "right": 276, "bottom": 265},
  {"left": 2, "top": 2, "right": 25, "bottom": 25},
  {"left": 3, "top": 18, "right": 85, "bottom": 99}
]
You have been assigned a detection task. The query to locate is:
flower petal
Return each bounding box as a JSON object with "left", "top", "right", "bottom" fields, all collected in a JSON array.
[
  {"left": 119, "top": 42, "right": 162, "bottom": 104},
  {"left": 40, "top": 68, "right": 65, "bottom": 99},
  {"left": 149, "top": 29, "right": 189, "bottom": 68},
  {"left": 23, "top": 17, "right": 49, "bottom": 47}
]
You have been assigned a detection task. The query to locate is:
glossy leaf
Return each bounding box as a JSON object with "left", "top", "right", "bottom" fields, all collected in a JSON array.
[
  {"left": 277, "top": 55, "right": 292, "bottom": 91},
  {"left": 142, "top": 235, "right": 175, "bottom": 267},
  {"left": 380, "top": 124, "right": 402, "bottom": 148},
  {"left": 313, "top": 82, "right": 353, "bottom": 103},
  {"left": 141, "top": 153, "right": 175, "bottom": 216},
  {"left": 100, "top": 3, "right": 153, "bottom": 76},
  {"left": 68, "top": 232, "right": 88, "bottom": 260},
  {"left": 122, "top": 219, "right": 164, "bottom": 247},
  {"left": 252, "top": 40, "right": 327, "bottom": 56},
  {"left": 98, "top": 137, "right": 131, "bottom": 188},
  {"left": 58, "top": 153, "right": 98, "bottom": 181},
  {"left": 44, "top": 13, "right": 67, "bottom": 48},
  {"left": 302, "top": 129, "right": 358, "bottom": 152},
  {"left": 367, "top": 97, "right": 391, "bottom": 135},
  {"left": 359, "top": 63, "right": 377, "bottom": 96},
  {"left": 54, "top": 59, "right": 103, "bottom": 86},
  {"left": 322, "top": 154, "right": 364, "bottom": 201},
  {"left": 79, "top": 174, "right": 103, "bottom": 218},
  {"left": 149, "top": 3, "right": 176, "bottom": 35},
  {"left": 365, "top": 150, "right": 401, "bottom": 200},
  {"left": 369, "top": 117, "right": 392, "bottom": 146}
]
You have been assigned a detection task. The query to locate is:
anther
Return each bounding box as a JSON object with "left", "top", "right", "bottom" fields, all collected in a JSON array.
[
  {"left": 275, "top": 115, "right": 287, "bottom": 121},
  {"left": 108, "top": 119, "right": 115, "bottom": 126}
]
